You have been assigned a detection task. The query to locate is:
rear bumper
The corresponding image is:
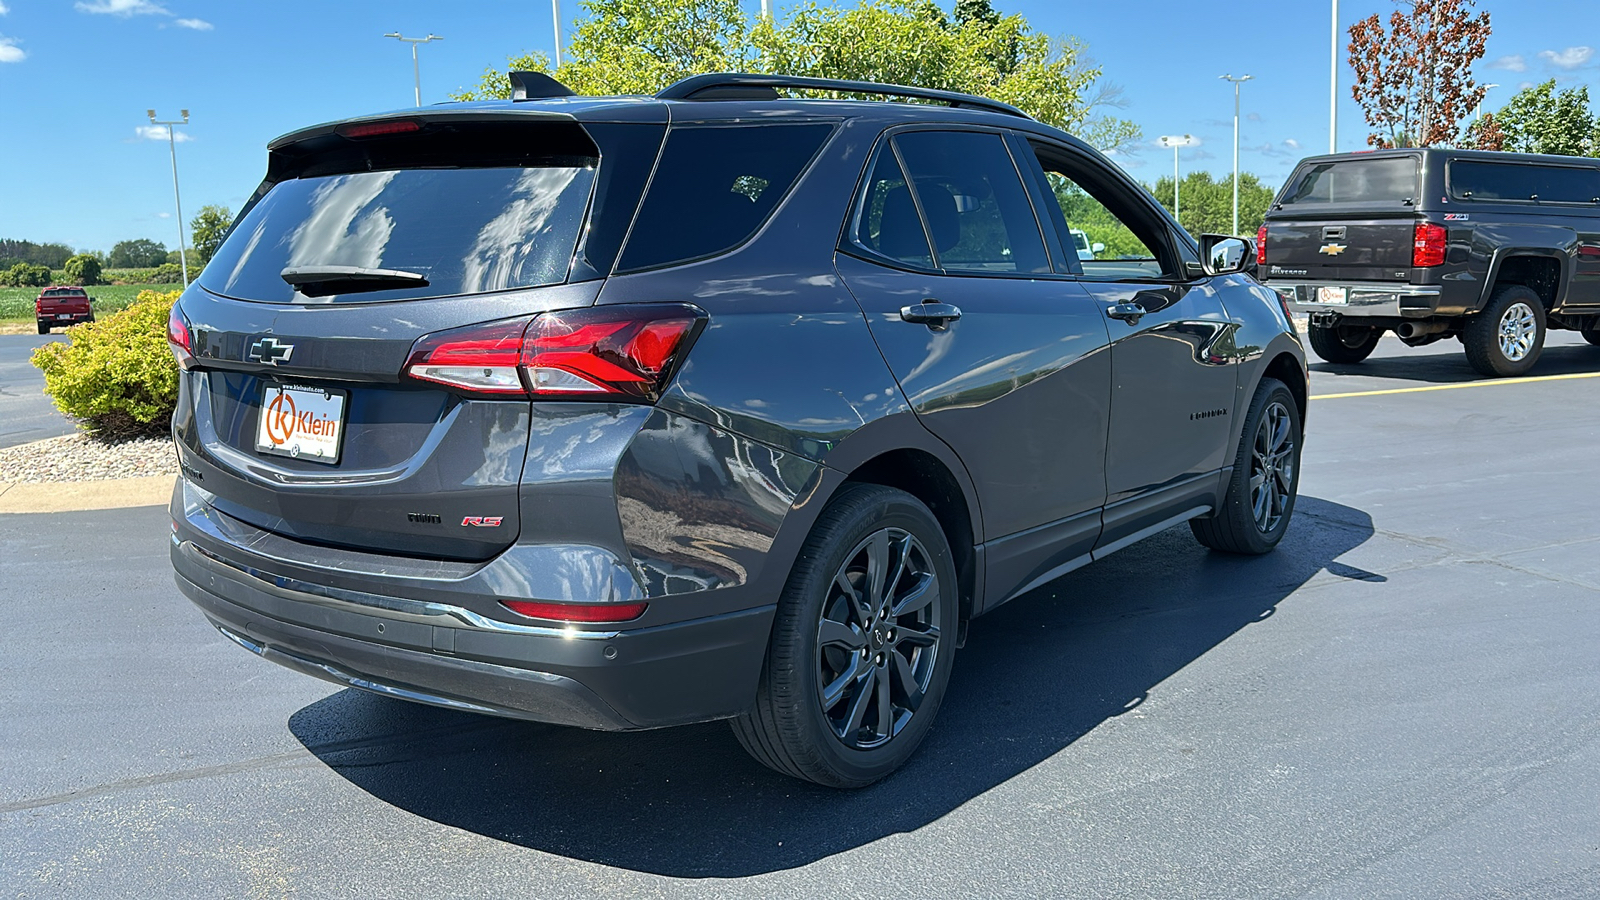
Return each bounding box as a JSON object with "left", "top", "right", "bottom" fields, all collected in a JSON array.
[
  {"left": 1269, "top": 281, "right": 1442, "bottom": 319},
  {"left": 38, "top": 312, "right": 91, "bottom": 323},
  {"left": 171, "top": 489, "right": 777, "bottom": 731}
]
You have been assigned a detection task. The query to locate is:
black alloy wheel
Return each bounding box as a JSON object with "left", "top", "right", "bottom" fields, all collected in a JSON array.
[{"left": 1191, "top": 377, "right": 1301, "bottom": 555}]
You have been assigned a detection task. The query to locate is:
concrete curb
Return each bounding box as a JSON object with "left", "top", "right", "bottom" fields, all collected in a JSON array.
[{"left": 0, "top": 475, "right": 174, "bottom": 514}]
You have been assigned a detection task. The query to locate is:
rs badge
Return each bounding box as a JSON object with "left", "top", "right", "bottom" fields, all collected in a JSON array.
[{"left": 462, "top": 516, "right": 504, "bottom": 527}]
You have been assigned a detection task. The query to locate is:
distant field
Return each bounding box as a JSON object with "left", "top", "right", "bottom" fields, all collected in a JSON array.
[{"left": 0, "top": 284, "right": 173, "bottom": 322}]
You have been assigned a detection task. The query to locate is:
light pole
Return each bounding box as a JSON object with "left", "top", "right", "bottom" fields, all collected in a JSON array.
[
  {"left": 1330, "top": 0, "right": 1338, "bottom": 154},
  {"left": 1476, "top": 83, "right": 1500, "bottom": 119},
  {"left": 1220, "top": 74, "right": 1253, "bottom": 235},
  {"left": 147, "top": 108, "right": 190, "bottom": 288},
  {"left": 551, "top": 1, "right": 562, "bottom": 67},
  {"left": 383, "top": 32, "right": 442, "bottom": 107},
  {"left": 1159, "top": 135, "right": 1195, "bottom": 226}
]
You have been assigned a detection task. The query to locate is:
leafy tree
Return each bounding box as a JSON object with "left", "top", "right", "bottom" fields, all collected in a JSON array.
[
  {"left": 188, "top": 205, "right": 234, "bottom": 268},
  {"left": 1348, "top": 0, "right": 1491, "bottom": 148},
  {"left": 1148, "top": 171, "right": 1276, "bottom": 237},
  {"left": 1463, "top": 112, "right": 1506, "bottom": 150},
  {"left": 151, "top": 262, "right": 185, "bottom": 284},
  {"left": 62, "top": 253, "right": 102, "bottom": 286},
  {"left": 0, "top": 239, "right": 74, "bottom": 270},
  {"left": 1492, "top": 80, "right": 1597, "bottom": 157},
  {"left": 108, "top": 238, "right": 169, "bottom": 269},
  {"left": 453, "top": 0, "right": 1139, "bottom": 152},
  {"left": 1, "top": 262, "right": 53, "bottom": 287}
]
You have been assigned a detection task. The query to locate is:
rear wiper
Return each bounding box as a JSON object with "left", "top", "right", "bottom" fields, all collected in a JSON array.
[{"left": 280, "top": 265, "right": 428, "bottom": 297}]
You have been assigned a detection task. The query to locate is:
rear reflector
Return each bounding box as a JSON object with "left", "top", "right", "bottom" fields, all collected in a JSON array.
[
  {"left": 1413, "top": 222, "right": 1447, "bottom": 267},
  {"left": 500, "top": 600, "right": 648, "bottom": 623},
  {"left": 337, "top": 120, "right": 422, "bottom": 139},
  {"left": 403, "top": 304, "right": 705, "bottom": 401}
]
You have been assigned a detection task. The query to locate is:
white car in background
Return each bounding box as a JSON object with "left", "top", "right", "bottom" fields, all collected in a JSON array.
[{"left": 1070, "top": 228, "right": 1105, "bottom": 261}]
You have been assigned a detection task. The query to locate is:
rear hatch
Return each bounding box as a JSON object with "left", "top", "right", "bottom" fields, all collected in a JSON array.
[
  {"left": 173, "top": 113, "right": 665, "bottom": 561},
  {"left": 38, "top": 288, "right": 90, "bottom": 317},
  {"left": 1261, "top": 154, "right": 1422, "bottom": 282}
]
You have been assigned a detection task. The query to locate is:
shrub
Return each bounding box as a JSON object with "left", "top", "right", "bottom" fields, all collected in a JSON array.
[
  {"left": 31, "top": 289, "right": 181, "bottom": 437},
  {"left": 151, "top": 262, "right": 185, "bottom": 284},
  {"left": 1, "top": 262, "right": 52, "bottom": 287},
  {"left": 63, "top": 253, "right": 102, "bottom": 286}
]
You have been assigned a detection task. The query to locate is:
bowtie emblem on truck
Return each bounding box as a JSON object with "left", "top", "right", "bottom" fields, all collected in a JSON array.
[{"left": 1318, "top": 243, "right": 1348, "bottom": 256}]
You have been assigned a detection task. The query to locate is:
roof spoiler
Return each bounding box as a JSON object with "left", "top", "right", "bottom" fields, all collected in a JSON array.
[
  {"left": 510, "top": 71, "right": 576, "bottom": 101},
  {"left": 656, "top": 73, "right": 1030, "bottom": 119}
]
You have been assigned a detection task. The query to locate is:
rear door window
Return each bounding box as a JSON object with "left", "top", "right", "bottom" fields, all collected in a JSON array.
[
  {"left": 1449, "top": 160, "right": 1600, "bottom": 203},
  {"left": 891, "top": 130, "right": 1051, "bottom": 276},
  {"left": 1279, "top": 157, "right": 1419, "bottom": 208},
  {"left": 849, "top": 146, "right": 935, "bottom": 270},
  {"left": 617, "top": 123, "right": 834, "bottom": 272}
]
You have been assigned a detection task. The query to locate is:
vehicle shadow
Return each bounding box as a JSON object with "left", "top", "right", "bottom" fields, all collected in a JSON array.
[
  {"left": 1310, "top": 335, "right": 1600, "bottom": 386},
  {"left": 290, "top": 495, "right": 1377, "bottom": 877}
]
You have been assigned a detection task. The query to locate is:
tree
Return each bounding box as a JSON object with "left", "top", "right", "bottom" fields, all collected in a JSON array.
[
  {"left": 62, "top": 253, "right": 102, "bottom": 287},
  {"left": 1348, "top": 0, "right": 1491, "bottom": 148},
  {"left": 108, "top": 238, "right": 169, "bottom": 269},
  {"left": 0, "top": 239, "right": 74, "bottom": 270},
  {"left": 453, "top": 0, "right": 1140, "bottom": 153},
  {"left": 1492, "top": 80, "right": 1597, "bottom": 157},
  {"left": 1148, "top": 172, "right": 1276, "bottom": 237},
  {"left": 1463, "top": 112, "right": 1506, "bottom": 151},
  {"left": 188, "top": 205, "right": 234, "bottom": 268},
  {"left": 1, "top": 262, "right": 53, "bottom": 287}
]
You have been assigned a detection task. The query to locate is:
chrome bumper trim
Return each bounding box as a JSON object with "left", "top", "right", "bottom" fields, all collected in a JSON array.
[{"left": 1271, "top": 281, "right": 1441, "bottom": 317}]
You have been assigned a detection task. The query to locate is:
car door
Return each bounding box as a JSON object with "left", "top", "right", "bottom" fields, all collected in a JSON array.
[
  {"left": 835, "top": 127, "right": 1114, "bottom": 610},
  {"left": 1018, "top": 137, "right": 1240, "bottom": 552}
]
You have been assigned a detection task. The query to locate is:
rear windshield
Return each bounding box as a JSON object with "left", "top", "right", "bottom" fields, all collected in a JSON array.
[
  {"left": 201, "top": 164, "right": 597, "bottom": 303},
  {"left": 617, "top": 123, "right": 833, "bottom": 272},
  {"left": 43, "top": 288, "right": 85, "bottom": 296},
  {"left": 1449, "top": 160, "right": 1600, "bottom": 204},
  {"left": 1279, "top": 157, "right": 1419, "bottom": 207}
]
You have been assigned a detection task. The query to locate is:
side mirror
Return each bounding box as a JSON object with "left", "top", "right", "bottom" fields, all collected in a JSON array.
[
  {"left": 1200, "top": 234, "right": 1252, "bottom": 276},
  {"left": 1091, "top": 242, "right": 1106, "bottom": 254}
]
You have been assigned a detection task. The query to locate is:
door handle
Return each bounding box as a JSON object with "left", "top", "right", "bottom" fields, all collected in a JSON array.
[
  {"left": 899, "top": 301, "right": 963, "bottom": 327},
  {"left": 1105, "top": 301, "right": 1145, "bottom": 324}
]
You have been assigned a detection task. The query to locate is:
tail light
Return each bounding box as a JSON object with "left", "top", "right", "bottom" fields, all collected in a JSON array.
[
  {"left": 1256, "top": 225, "right": 1268, "bottom": 265},
  {"left": 1413, "top": 222, "right": 1447, "bottom": 267},
  {"left": 500, "top": 600, "right": 648, "bottom": 623},
  {"left": 403, "top": 304, "right": 706, "bottom": 402},
  {"left": 167, "top": 303, "right": 193, "bottom": 368}
]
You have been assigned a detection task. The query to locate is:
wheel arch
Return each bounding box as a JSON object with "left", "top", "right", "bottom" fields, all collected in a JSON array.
[{"left": 1482, "top": 251, "right": 1565, "bottom": 313}]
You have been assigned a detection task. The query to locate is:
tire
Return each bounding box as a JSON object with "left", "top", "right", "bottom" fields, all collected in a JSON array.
[
  {"left": 732, "top": 483, "right": 959, "bottom": 788},
  {"left": 1581, "top": 322, "right": 1600, "bottom": 347},
  {"left": 36, "top": 322, "right": 49, "bottom": 335},
  {"left": 1463, "top": 285, "right": 1545, "bottom": 377},
  {"left": 1307, "top": 322, "right": 1382, "bottom": 364},
  {"left": 1191, "top": 377, "right": 1302, "bottom": 555}
]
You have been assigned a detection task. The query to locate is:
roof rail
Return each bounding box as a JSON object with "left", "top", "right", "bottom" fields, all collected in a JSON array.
[{"left": 656, "top": 73, "right": 1030, "bottom": 120}]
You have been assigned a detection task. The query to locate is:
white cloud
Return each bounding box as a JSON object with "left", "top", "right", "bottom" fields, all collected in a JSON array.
[
  {"left": 0, "top": 34, "right": 23, "bottom": 63},
  {"left": 135, "top": 125, "right": 191, "bottom": 142},
  {"left": 75, "top": 0, "right": 169, "bottom": 15},
  {"left": 1539, "top": 46, "right": 1594, "bottom": 70},
  {"left": 1489, "top": 54, "right": 1527, "bottom": 72},
  {"left": 1284, "top": 138, "right": 1301, "bottom": 149},
  {"left": 173, "top": 17, "right": 211, "bottom": 29},
  {"left": 157, "top": 212, "right": 171, "bottom": 218},
  {"left": 0, "top": 3, "right": 11, "bottom": 15}
]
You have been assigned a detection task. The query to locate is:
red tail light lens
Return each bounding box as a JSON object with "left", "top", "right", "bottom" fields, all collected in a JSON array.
[
  {"left": 167, "top": 303, "right": 193, "bottom": 367},
  {"left": 404, "top": 318, "right": 529, "bottom": 394},
  {"left": 403, "top": 304, "right": 705, "bottom": 401},
  {"left": 1413, "top": 222, "right": 1448, "bottom": 267},
  {"left": 500, "top": 600, "right": 648, "bottom": 623},
  {"left": 337, "top": 119, "right": 422, "bottom": 139},
  {"left": 1256, "top": 225, "right": 1268, "bottom": 266}
]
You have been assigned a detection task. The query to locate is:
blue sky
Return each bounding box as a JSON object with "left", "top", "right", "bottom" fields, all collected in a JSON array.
[{"left": 0, "top": 0, "right": 1594, "bottom": 253}]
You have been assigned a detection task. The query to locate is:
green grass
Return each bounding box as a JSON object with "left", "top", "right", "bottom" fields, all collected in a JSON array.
[{"left": 0, "top": 284, "right": 173, "bottom": 323}]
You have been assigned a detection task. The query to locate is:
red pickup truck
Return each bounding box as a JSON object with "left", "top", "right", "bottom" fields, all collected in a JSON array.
[{"left": 35, "top": 286, "right": 94, "bottom": 334}]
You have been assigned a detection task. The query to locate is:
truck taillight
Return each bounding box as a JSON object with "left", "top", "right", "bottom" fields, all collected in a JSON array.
[
  {"left": 167, "top": 303, "right": 193, "bottom": 368},
  {"left": 1413, "top": 222, "right": 1447, "bottom": 267},
  {"left": 1256, "top": 226, "right": 1268, "bottom": 266},
  {"left": 404, "top": 304, "right": 706, "bottom": 402}
]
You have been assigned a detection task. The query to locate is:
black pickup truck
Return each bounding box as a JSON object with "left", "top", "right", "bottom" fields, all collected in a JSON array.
[{"left": 1259, "top": 148, "right": 1600, "bottom": 376}]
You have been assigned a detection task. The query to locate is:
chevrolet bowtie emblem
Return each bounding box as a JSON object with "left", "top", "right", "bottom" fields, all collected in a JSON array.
[
  {"left": 1319, "top": 243, "right": 1348, "bottom": 256},
  {"left": 247, "top": 336, "right": 295, "bottom": 366}
]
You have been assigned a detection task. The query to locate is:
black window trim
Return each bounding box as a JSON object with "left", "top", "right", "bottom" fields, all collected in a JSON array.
[
  {"left": 836, "top": 122, "right": 1067, "bottom": 282},
  {"left": 611, "top": 119, "right": 841, "bottom": 276},
  {"left": 1445, "top": 156, "right": 1600, "bottom": 206}
]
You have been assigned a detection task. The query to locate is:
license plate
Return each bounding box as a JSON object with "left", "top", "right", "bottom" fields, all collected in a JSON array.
[
  {"left": 255, "top": 383, "right": 346, "bottom": 465},
  {"left": 56, "top": 314, "right": 73, "bottom": 320},
  {"left": 1316, "top": 286, "right": 1348, "bottom": 305}
]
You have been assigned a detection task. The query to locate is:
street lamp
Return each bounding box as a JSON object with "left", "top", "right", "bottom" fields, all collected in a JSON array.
[
  {"left": 1330, "top": 0, "right": 1338, "bottom": 154},
  {"left": 383, "top": 32, "right": 442, "bottom": 107},
  {"left": 1158, "top": 134, "right": 1195, "bottom": 225},
  {"left": 1220, "top": 74, "right": 1254, "bottom": 235},
  {"left": 147, "top": 108, "right": 191, "bottom": 288},
  {"left": 1476, "top": 83, "right": 1500, "bottom": 119}
]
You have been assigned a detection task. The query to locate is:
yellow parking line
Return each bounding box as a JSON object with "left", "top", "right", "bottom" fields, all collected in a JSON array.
[{"left": 1312, "top": 370, "right": 1600, "bottom": 400}]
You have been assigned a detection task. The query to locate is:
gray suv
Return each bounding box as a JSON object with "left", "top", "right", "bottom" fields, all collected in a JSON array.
[{"left": 167, "top": 73, "right": 1308, "bottom": 788}]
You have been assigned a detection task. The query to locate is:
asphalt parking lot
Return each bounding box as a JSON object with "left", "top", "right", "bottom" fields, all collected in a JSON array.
[
  {"left": 4, "top": 332, "right": 1599, "bottom": 898},
  {"left": 0, "top": 334, "right": 73, "bottom": 450}
]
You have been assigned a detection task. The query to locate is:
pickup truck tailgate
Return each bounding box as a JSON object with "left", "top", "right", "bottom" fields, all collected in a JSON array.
[{"left": 1264, "top": 216, "right": 1417, "bottom": 282}]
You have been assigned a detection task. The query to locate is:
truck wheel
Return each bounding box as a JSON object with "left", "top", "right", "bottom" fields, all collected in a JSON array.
[
  {"left": 1191, "top": 377, "right": 1301, "bottom": 556},
  {"left": 1308, "top": 323, "right": 1381, "bottom": 364},
  {"left": 732, "top": 484, "right": 958, "bottom": 788},
  {"left": 1582, "top": 322, "right": 1600, "bottom": 346},
  {"left": 1464, "top": 285, "right": 1544, "bottom": 377},
  {"left": 36, "top": 322, "right": 49, "bottom": 335}
]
